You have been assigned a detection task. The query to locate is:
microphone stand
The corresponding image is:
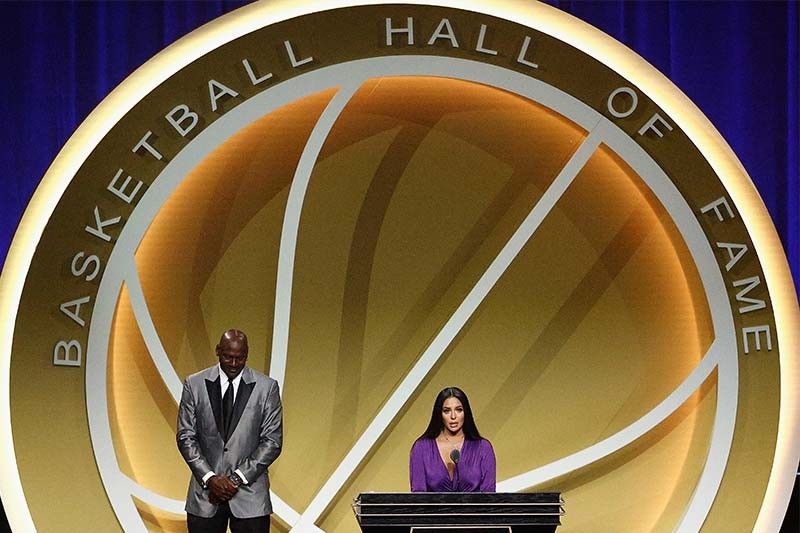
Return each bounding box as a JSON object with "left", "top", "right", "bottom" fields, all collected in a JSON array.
[{"left": 449, "top": 448, "right": 460, "bottom": 491}]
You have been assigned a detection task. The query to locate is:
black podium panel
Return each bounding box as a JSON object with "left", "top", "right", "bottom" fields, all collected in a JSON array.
[{"left": 353, "top": 492, "right": 563, "bottom": 533}]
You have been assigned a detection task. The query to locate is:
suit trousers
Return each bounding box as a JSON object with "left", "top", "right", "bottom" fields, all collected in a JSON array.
[{"left": 187, "top": 503, "right": 270, "bottom": 533}]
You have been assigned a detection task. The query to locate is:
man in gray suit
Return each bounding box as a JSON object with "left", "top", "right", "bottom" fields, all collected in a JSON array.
[{"left": 177, "top": 329, "right": 283, "bottom": 532}]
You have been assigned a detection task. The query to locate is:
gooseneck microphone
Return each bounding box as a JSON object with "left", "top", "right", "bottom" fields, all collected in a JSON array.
[
  {"left": 449, "top": 448, "right": 460, "bottom": 464},
  {"left": 450, "top": 448, "right": 460, "bottom": 489}
]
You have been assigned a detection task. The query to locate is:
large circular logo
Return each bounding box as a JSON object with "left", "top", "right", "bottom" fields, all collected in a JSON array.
[{"left": 1, "top": 2, "right": 798, "bottom": 532}]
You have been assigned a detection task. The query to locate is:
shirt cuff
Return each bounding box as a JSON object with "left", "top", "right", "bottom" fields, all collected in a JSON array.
[
  {"left": 234, "top": 469, "right": 249, "bottom": 485},
  {"left": 201, "top": 471, "right": 216, "bottom": 487}
]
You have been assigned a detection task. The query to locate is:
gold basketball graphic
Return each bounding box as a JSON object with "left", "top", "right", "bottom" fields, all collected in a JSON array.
[
  {"left": 0, "top": 2, "right": 797, "bottom": 533},
  {"left": 112, "top": 76, "right": 714, "bottom": 533}
]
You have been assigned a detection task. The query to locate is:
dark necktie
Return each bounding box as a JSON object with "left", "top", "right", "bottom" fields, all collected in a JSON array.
[{"left": 222, "top": 380, "right": 234, "bottom": 438}]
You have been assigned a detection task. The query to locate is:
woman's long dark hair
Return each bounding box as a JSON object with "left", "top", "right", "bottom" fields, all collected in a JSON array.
[{"left": 419, "top": 386, "right": 483, "bottom": 441}]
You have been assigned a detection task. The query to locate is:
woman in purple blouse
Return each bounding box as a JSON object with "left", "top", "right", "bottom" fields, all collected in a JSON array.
[{"left": 409, "top": 387, "right": 496, "bottom": 492}]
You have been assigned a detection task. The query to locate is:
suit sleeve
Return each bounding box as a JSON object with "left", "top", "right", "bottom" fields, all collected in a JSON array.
[
  {"left": 176, "top": 379, "right": 214, "bottom": 483},
  {"left": 479, "top": 439, "right": 497, "bottom": 492},
  {"left": 237, "top": 379, "right": 283, "bottom": 482},
  {"left": 409, "top": 440, "right": 427, "bottom": 492}
]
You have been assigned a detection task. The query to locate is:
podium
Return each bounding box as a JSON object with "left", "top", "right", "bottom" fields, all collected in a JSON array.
[{"left": 352, "top": 492, "right": 563, "bottom": 533}]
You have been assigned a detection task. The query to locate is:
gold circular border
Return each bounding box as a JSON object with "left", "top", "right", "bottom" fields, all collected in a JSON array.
[{"left": 0, "top": 1, "right": 797, "bottom": 530}]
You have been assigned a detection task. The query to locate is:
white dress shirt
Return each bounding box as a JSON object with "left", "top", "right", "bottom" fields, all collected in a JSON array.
[
  {"left": 219, "top": 364, "right": 242, "bottom": 401},
  {"left": 201, "top": 365, "right": 248, "bottom": 486}
]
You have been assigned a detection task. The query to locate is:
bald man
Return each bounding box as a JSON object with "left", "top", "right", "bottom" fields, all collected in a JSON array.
[{"left": 177, "top": 329, "right": 283, "bottom": 533}]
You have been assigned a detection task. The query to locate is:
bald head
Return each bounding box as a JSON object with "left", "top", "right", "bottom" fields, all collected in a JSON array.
[
  {"left": 218, "top": 329, "right": 248, "bottom": 351},
  {"left": 216, "top": 329, "right": 249, "bottom": 379}
]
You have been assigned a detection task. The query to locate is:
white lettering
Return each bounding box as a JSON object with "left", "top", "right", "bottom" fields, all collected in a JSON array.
[
  {"left": 516, "top": 36, "right": 538, "bottom": 68},
  {"left": 475, "top": 24, "right": 498, "bottom": 55},
  {"left": 607, "top": 87, "right": 638, "bottom": 118},
  {"left": 242, "top": 59, "right": 273, "bottom": 85},
  {"left": 638, "top": 112, "right": 674, "bottom": 138},
  {"left": 385, "top": 17, "right": 414, "bottom": 46},
  {"left": 53, "top": 339, "right": 82, "bottom": 367},
  {"left": 284, "top": 40, "right": 313, "bottom": 68},
  {"left": 166, "top": 104, "right": 199, "bottom": 137},
  {"left": 208, "top": 80, "right": 239, "bottom": 112},
  {"left": 59, "top": 296, "right": 91, "bottom": 327},
  {"left": 716, "top": 242, "right": 748, "bottom": 271},
  {"left": 107, "top": 169, "right": 144, "bottom": 204},
  {"left": 70, "top": 252, "right": 101, "bottom": 282},
  {"left": 132, "top": 131, "right": 163, "bottom": 160},
  {"left": 85, "top": 207, "right": 121, "bottom": 242},
  {"left": 732, "top": 276, "right": 766, "bottom": 314},
  {"left": 742, "top": 325, "right": 772, "bottom": 353},
  {"left": 700, "top": 196, "right": 736, "bottom": 222},
  {"left": 427, "top": 18, "right": 459, "bottom": 48}
]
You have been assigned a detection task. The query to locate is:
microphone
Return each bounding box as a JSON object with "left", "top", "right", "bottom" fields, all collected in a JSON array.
[
  {"left": 449, "top": 448, "right": 460, "bottom": 464},
  {"left": 450, "top": 448, "right": 460, "bottom": 489}
]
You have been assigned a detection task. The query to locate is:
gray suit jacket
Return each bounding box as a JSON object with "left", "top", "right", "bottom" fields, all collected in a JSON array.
[{"left": 177, "top": 365, "right": 283, "bottom": 518}]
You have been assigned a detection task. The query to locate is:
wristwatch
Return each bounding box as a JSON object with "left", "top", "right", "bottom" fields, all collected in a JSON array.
[{"left": 229, "top": 472, "right": 243, "bottom": 487}]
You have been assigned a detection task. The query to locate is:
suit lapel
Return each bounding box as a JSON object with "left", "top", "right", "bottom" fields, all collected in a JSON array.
[
  {"left": 205, "top": 374, "right": 224, "bottom": 438},
  {"left": 226, "top": 369, "right": 256, "bottom": 441}
]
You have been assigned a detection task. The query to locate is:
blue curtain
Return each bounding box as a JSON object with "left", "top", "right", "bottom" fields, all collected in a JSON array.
[
  {"left": 0, "top": 0, "right": 250, "bottom": 264},
  {"left": 550, "top": 0, "right": 800, "bottom": 291}
]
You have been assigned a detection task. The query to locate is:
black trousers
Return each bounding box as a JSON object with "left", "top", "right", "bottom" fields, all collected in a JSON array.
[{"left": 187, "top": 503, "right": 270, "bottom": 533}]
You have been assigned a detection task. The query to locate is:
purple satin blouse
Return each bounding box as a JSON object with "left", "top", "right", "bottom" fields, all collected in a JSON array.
[{"left": 409, "top": 438, "right": 496, "bottom": 492}]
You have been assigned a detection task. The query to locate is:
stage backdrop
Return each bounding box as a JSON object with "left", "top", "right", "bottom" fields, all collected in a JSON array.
[
  {"left": 0, "top": 1, "right": 798, "bottom": 533},
  {"left": 1, "top": 1, "right": 797, "bottom": 286}
]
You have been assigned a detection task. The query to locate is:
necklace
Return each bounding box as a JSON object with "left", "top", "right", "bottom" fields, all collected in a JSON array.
[{"left": 441, "top": 432, "right": 464, "bottom": 449}]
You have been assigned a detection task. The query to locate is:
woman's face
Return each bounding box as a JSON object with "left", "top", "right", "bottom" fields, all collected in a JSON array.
[{"left": 441, "top": 396, "right": 465, "bottom": 435}]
